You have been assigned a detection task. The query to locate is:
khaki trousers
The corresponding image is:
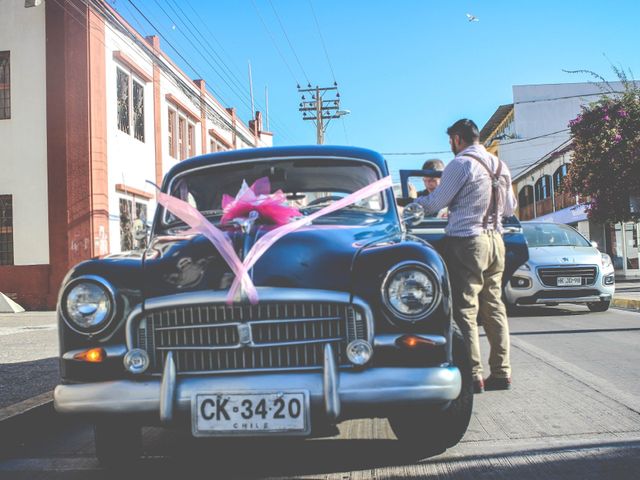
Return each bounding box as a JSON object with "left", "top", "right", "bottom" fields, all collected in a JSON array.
[{"left": 444, "top": 231, "right": 511, "bottom": 379}]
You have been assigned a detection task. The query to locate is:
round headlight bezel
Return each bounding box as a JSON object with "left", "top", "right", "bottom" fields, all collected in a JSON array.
[
  {"left": 60, "top": 275, "right": 117, "bottom": 336},
  {"left": 381, "top": 261, "right": 441, "bottom": 324}
]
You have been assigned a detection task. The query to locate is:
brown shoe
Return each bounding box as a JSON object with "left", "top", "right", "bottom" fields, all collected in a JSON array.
[
  {"left": 473, "top": 377, "right": 485, "bottom": 394},
  {"left": 484, "top": 375, "right": 512, "bottom": 391}
]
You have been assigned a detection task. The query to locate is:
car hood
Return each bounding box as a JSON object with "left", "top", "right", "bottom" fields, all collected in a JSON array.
[
  {"left": 142, "top": 218, "right": 397, "bottom": 300},
  {"left": 527, "top": 245, "right": 600, "bottom": 266}
]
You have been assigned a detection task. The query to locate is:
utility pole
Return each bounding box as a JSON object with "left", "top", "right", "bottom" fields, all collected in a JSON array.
[{"left": 297, "top": 83, "right": 343, "bottom": 144}]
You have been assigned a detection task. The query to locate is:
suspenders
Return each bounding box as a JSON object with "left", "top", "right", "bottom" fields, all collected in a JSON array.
[{"left": 463, "top": 153, "right": 504, "bottom": 230}]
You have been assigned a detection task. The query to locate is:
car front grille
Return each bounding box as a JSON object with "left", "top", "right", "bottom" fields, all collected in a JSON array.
[
  {"left": 537, "top": 266, "right": 598, "bottom": 287},
  {"left": 132, "top": 301, "right": 369, "bottom": 375}
]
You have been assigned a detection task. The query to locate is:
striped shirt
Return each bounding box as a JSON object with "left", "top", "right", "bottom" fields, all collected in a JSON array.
[{"left": 413, "top": 144, "right": 517, "bottom": 237}]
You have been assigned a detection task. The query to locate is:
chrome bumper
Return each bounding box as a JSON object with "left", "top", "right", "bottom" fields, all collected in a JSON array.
[{"left": 54, "top": 344, "right": 461, "bottom": 422}]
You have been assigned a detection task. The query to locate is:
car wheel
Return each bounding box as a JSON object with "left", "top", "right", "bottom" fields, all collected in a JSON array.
[
  {"left": 587, "top": 300, "right": 610, "bottom": 312},
  {"left": 94, "top": 420, "right": 142, "bottom": 468},
  {"left": 388, "top": 325, "right": 473, "bottom": 459}
]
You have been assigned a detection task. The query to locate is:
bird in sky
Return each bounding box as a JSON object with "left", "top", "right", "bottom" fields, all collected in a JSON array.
[{"left": 466, "top": 13, "right": 479, "bottom": 22}]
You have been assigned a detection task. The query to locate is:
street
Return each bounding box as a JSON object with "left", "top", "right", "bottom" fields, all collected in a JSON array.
[{"left": 1, "top": 305, "right": 639, "bottom": 479}]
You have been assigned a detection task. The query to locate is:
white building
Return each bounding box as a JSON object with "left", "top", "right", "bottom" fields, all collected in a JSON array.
[
  {"left": 0, "top": 0, "right": 273, "bottom": 309},
  {"left": 481, "top": 81, "right": 639, "bottom": 278}
]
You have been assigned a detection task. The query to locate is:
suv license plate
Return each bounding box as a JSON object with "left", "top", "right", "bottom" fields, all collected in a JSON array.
[
  {"left": 557, "top": 276, "right": 582, "bottom": 286},
  {"left": 192, "top": 392, "right": 310, "bottom": 436}
]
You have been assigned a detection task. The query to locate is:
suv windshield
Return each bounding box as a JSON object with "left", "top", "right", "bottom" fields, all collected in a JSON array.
[
  {"left": 164, "top": 158, "right": 384, "bottom": 225},
  {"left": 523, "top": 223, "right": 591, "bottom": 247}
]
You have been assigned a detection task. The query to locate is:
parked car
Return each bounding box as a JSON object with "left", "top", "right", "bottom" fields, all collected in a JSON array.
[
  {"left": 504, "top": 221, "right": 615, "bottom": 311},
  {"left": 54, "top": 146, "right": 474, "bottom": 467}
]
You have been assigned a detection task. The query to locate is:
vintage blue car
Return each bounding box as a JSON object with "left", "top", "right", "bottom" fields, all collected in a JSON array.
[{"left": 53, "top": 146, "right": 527, "bottom": 466}]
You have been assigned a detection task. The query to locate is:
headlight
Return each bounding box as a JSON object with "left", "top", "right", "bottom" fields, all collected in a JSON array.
[
  {"left": 601, "top": 253, "right": 613, "bottom": 269},
  {"left": 62, "top": 276, "right": 115, "bottom": 334},
  {"left": 381, "top": 262, "right": 440, "bottom": 323}
]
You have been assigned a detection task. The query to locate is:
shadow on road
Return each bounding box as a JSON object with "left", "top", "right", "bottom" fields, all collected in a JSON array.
[{"left": 0, "top": 357, "right": 58, "bottom": 410}]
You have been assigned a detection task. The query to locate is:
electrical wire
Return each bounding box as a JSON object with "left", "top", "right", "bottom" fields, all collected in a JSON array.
[
  {"left": 250, "top": 0, "right": 299, "bottom": 86},
  {"left": 166, "top": 0, "right": 297, "bottom": 142},
  {"left": 268, "top": 0, "right": 311, "bottom": 86},
  {"left": 308, "top": 0, "right": 336, "bottom": 84}
]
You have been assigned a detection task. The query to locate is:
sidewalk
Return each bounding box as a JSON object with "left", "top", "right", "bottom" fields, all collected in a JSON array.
[
  {"left": 0, "top": 312, "right": 57, "bottom": 423},
  {"left": 612, "top": 278, "right": 640, "bottom": 311}
]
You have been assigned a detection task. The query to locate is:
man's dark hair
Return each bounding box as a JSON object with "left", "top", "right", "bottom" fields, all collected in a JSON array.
[
  {"left": 446, "top": 119, "right": 480, "bottom": 144},
  {"left": 422, "top": 158, "right": 445, "bottom": 171}
]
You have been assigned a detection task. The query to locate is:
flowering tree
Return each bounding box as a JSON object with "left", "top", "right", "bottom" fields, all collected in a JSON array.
[{"left": 565, "top": 73, "right": 640, "bottom": 223}]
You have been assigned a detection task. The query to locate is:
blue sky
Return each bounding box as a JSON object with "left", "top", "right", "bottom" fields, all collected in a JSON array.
[{"left": 114, "top": 0, "right": 640, "bottom": 170}]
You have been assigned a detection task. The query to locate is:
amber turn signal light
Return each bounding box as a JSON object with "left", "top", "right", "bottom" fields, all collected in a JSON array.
[
  {"left": 73, "top": 347, "right": 106, "bottom": 363},
  {"left": 396, "top": 335, "right": 437, "bottom": 349}
]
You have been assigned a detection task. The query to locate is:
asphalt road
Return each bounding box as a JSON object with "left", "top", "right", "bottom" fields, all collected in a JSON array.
[{"left": 1, "top": 305, "right": 639, "bottom": 479}]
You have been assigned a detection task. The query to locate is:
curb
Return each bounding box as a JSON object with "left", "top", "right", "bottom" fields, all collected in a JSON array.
[
  {"left": 0, "top": 391, "right": 55, "bottom": 452},
  {"left": 612, "top": 297, "right": 640, "bottom": 312}
]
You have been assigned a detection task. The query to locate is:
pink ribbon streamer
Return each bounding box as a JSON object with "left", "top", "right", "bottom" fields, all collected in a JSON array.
[{"left": 156, "top": 175, "right": 393, "bottom": 304}]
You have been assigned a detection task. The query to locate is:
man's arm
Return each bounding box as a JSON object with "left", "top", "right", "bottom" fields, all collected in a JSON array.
[
  {"left": 413, "top": 159, "right": 468, "bottom": 214},
  {"left": 503, "top": 168, "right": 517, "bottom": 217}
]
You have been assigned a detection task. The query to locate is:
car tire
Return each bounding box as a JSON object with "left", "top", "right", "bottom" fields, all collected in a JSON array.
[
  {"left": 94, "top": 420, "right": 142, "bottom": 468},
  {"left": 388, "top": 325, "right": 473, "bottom": 459},
  {"left": 587, "top": 300, "right": 610, "bottom": 312}
]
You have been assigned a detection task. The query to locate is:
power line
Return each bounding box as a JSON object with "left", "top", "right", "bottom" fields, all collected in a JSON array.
[
  {"left": 514, "top": 91, "right": 625, "bottom": 105},
  {"left": 168, "top": 0, "right": 297, "bottom": 143},
  {"left": 308, "top": 0, "right": 336, "bottom": 84},
  {"left": 170, "top": 0, "right": 296, "bottom": 141},
  {"left": 250, "top": 0, "right": 299, "bottom": 86},
  {"left": 268, "top": 0, "right": 311, "bottom": 86},
  {"left": 383, "top": 128, "right": 571, "bottom": 156}
]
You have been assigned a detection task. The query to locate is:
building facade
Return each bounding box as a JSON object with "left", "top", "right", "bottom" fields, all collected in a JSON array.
[
  {"left": 0, "top": 0, "right": 273, "bottom": 309},
  {"left": 481, "top": 82, "right": 639, "bottom": 278}
]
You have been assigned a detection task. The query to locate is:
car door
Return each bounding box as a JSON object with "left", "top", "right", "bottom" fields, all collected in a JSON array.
[{"left": 399, "top": 169, "right": 529, "bottom": 286}]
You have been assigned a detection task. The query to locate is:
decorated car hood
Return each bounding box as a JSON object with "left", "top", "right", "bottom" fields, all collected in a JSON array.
[
  {"left": 527, "top": 246, "right": 600, "bottom": 266},
  {"left": 142, "top": 218, "right": 397, "bottom": 300}
]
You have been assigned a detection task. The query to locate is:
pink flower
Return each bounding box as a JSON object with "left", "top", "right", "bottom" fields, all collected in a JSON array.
[
  {"left": 614, "top": 133, "right": 622, "bottom": 143},
  {"left": 618, "top": 109, "right": 629, "bottom": 118},
  {"left": 603, "top": 115, "right": 610, "bottom": 121}
]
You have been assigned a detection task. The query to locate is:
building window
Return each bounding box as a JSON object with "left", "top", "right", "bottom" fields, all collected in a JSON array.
[
  {"left": 117, "top": 69, "right": 130, "bottom": 134},
  {"left": 0, "top": 52, "right": 9, "bottom": 120},
  {"left": 132, "top": 80, "right": 145, "bottom": 142},
  {"left": 178, "top": 116, "right": 186, "bottom": 160},
  {"left": 116, "top": 67, "right": 145, "bottom": 142},
  {"left": 0, "top": 195, "right": 13, "bottom": 265},
  {"left": 210, "top": 137, "right": 227, "bottom": 152},
  {"left": 188, "top": 123, "right": 195, "bottom": 157},
  {"left": 553, "top": 164, "right": 568, "bottom": 191},
  {"left": 168, "top": 109, "right": 176, "bottom": 158},
  {"left": 534, "top": 175, "right": 552, "bottom": 201},
  {"left": 119, "top": 198, "right": 148, "bottom": 251}
]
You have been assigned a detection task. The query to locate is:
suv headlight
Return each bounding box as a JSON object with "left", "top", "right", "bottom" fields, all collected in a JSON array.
[
  {"left": 61, "top": 276, "right": 115, "bottom": 334},
  {"left": 381, "top": 262, "right": 440, "bottom": 323},
  {"left": 601, "top": 253, "right": 612, "bottom": 270}
]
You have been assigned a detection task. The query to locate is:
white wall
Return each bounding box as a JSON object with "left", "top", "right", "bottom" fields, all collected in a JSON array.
[
  {"left": 0, "top": 1, "right": 49, "bottom": 265},
  {"left": 501, "top": 82, "right": 625, "bottom": 178},
  {"left": 104, "top": 24, "right": 158, "bottom": 253}
]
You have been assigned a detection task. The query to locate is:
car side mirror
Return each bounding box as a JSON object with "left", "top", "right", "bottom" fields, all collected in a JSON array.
[
  {"left": 402, "top": 202, "right": 425, "bottom": 227},
  {"left": 590, "top": 241, "right": 598, "bottom": 249}
]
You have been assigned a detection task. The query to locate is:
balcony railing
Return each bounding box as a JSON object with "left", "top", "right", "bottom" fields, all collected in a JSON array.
[
  {"left": 535, "top": 197, "right": 554, "bottom": 216},
  {"left": 554, "top": 191, "right": 577, "bottom": 210},
  {"left": 519, "top": 204, "right": 535, "bottom": 221}
]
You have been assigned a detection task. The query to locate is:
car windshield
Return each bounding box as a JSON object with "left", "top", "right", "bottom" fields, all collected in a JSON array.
[
  {"left": 164, "top": 158, "right": 385, "bottom": 226},
  {"left": 523, "top": 223, "right": 591, "bottom": 247}
]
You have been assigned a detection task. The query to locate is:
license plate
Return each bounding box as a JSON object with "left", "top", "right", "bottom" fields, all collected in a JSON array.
[
  {"left": 557, "top": 276, "right": 582, "bottom": 286},
  {"left": 192, "top": 392, "right": 310, "bottom": 436}
]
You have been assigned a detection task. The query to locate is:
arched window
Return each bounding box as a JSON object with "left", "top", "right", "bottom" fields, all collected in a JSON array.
[
  {"left": 518, "top": 185, "right": 534, "bottom": 207},
  {"left": 553, "top": 164, "right": 568, "bottom": 191},
  {"left": 534, "top": 175, "right": 552, "bottom": 201}
]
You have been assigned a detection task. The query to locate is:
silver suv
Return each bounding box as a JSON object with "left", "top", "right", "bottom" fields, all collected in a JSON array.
[{"left": 504, "top": 222, "right": 615, "bottom": 312}]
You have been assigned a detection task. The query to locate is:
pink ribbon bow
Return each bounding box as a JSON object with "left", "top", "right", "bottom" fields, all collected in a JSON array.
[
  {"left": 221, "top": 177, "right": 301, "bottom": 226},
  {"left": 156, "top": 175, "right": 393, "bottom": 304}
]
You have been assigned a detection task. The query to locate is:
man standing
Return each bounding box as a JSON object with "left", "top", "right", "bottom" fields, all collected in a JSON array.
[{"left": 412, "top": 119, "right": 516, "bottom": 393}]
